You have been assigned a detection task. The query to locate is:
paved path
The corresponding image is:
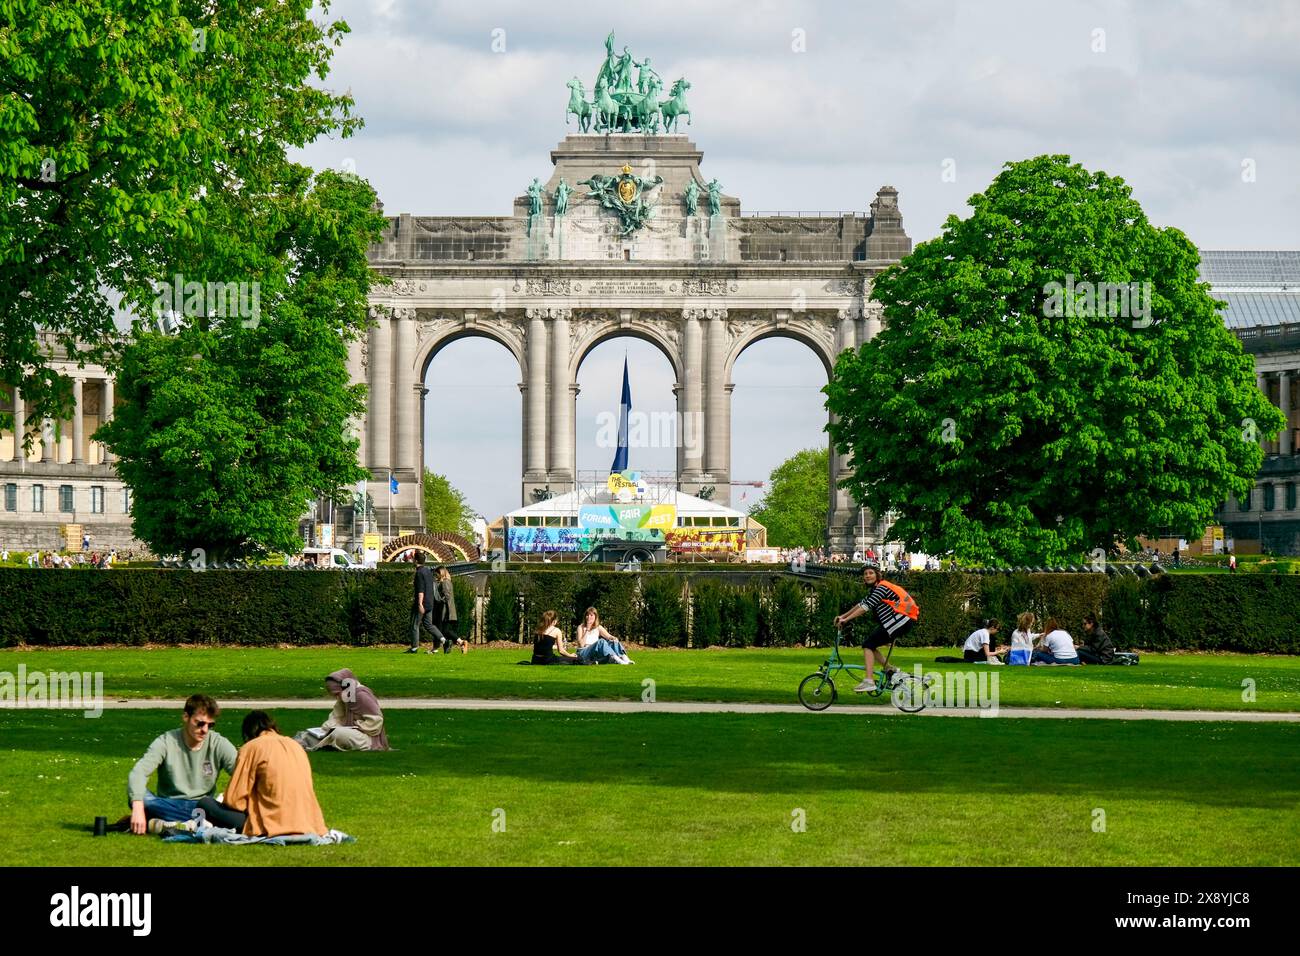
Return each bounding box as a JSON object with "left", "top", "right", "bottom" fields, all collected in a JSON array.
[{"left": 61, "top": 697, "right": 1300, "bottom": 722}]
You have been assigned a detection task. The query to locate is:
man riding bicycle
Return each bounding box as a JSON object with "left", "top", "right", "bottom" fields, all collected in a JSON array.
[{"left": 833, "top": 561, "right": 920, "bottom": 692}]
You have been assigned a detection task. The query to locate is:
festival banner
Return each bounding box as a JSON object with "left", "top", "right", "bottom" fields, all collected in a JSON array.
[{"left": 665, "top": 529, "right": 744, "bottom": 553}]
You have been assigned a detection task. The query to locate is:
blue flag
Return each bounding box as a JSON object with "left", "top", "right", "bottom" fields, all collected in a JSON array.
[
  {"left": 610, "top": 356, "right": 631, "bottom": 473},
  {"left": 389, "top": 474, "right": 398, "bottom": 494}
]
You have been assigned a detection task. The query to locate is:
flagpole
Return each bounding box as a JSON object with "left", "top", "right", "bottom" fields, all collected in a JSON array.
[{"left": 387, "top": 471, "right": 393, "bottom": 540}]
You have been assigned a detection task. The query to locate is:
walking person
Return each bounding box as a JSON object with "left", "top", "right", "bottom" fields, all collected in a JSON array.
[
  {"left": 407, "top": 551, "right": 445, "bottom": 654},
  {"left": 433, "top": 565, "right": 468, "bottom": 654}
]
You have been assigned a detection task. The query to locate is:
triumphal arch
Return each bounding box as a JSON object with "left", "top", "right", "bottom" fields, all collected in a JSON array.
[{"left": 352, "top": 33, "right": 912, "bottom": 551}]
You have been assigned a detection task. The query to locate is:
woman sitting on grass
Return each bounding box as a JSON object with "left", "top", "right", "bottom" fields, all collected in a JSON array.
[
  {"left": 530, "top": 610, "right": 632, "bottom": 665},
  {"left": 222, "top": 710, "right": 329, "bottom": 837},
  {"left": 532, "top": 610, "right": 580, "bottom": 664},
  {"left": 576, "top": 607, "right": 634, "bottom": 664},
  {"left": 962, "top": 619, "right": 1004, "bottom": 664},
  {"left": 1031, "top": 618, "right": 1081, "bottom": 665},
  {"left": 1005, "top": 611, "right": 1040, "bottom": 665}
]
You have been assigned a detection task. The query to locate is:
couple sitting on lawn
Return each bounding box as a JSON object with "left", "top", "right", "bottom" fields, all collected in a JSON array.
[
  {"left": 120, "top": 672, "right": 389, "bottom": 837},
  {"left": 531, "top": 607, "right": 634, "bottom": 665},
  {"left": 120, "top": 694, "right": 331, "bottom": 839},
  {"left": 962, "top": 612, "right": 1115, "bottom": 665}
]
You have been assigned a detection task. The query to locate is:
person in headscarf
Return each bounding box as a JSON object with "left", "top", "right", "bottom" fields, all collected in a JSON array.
[{"left": 295, "top": 669, "right": 390, "bottom": 752}]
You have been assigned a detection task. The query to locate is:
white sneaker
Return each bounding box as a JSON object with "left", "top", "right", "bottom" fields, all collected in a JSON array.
[
  {"left": 989, "top": 658, "right": 1004, "bottom": 666},
  {"left": 853, "top": 679, "right": 876, "bottom": 693}
]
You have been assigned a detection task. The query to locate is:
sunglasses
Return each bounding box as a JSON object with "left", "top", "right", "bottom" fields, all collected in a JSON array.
[{"left": 193, "top": 719, "right": 217, "bottom": 729}]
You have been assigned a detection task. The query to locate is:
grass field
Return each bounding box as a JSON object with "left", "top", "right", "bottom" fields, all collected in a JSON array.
[
  {"left": 1, "top": 708, "right": 1296, "bottom": 866},
  {"left": 3, "top": 645, "right": 1299, "bottom": 712}
]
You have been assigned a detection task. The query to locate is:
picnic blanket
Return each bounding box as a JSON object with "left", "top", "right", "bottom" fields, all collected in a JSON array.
[{"left": 164, "top": 826, "right": 355, "bottom": 846}]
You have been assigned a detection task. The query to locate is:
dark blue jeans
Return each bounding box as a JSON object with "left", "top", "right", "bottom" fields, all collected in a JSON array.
[
  {"left": 137, "top": 790, "right": 199, "bottom": 823},
  {"left": 1031, "top": 650, "right": 1080, "bottom": 665}
]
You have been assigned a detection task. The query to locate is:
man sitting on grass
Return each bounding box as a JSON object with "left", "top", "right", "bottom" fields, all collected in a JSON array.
[{"left": 121, "top": 693, "right": 238, "bottom": 835}]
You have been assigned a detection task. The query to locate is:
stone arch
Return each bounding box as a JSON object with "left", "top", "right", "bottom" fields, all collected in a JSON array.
[
  {"left": 724, "top": 319, "right": 851, "bottom": 552},
  {"left": 569, "top": 317, "right": 684, "bottom": 383},
  {"left": 723, "top": 320, "right": 836, "bottom": 383},
  {"left": 414, "top": 318, "right": 526, "bottom": 384}
]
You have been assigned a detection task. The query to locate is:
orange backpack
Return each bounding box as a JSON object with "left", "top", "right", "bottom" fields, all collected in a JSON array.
[{"left": 879, "top": 580, "right": 919, "bottom": 620}]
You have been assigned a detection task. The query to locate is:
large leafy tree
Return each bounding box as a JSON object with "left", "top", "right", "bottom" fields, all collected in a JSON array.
[
  {"left": 748, "top": 447, "right": 829, "bottom": 548},
  {"left": 98, "top": 171, "right": 384, "bottom": 561},
  {"left": 422, "top": 470, "right": 477, "bottom": 539},
  {"left": 826, "top": 154, "right": 1283, "bottom": 565},
  {"left": 0, "top": 0, "right": 357, "bottom": 434}
]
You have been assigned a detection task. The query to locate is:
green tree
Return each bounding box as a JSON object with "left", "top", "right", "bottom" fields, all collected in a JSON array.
[
  {"left": 0, "top": 0, "right": 358, "bottom": 433},
  {"left": 423, "top": 470, "right": 476, "bottom": 539},
  {"left": 749, "top": 447, "right": 828, "bottom": 548},
  {"left": 826, "top": 154, "right": 1284, "bottom": 565},
  {"left": 97, "top": 171, "right": 384, "bottom": 561}
]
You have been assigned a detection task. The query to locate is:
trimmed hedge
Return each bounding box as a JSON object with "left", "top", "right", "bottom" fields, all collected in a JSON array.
[{"left": 1, "top": 568, "right": 1297, "bottom": 653}]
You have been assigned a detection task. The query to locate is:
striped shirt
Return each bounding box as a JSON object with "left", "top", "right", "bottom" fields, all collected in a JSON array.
[{"left": 857, "top": 580, "right": 918, "bottom": 634}]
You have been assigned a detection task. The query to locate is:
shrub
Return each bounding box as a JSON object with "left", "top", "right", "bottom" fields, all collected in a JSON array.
[
  {"left": 761, "top": 577, "right": 811, "bottom": 647},
  {"left": 484, "top": 574, "right": 523, "bottom": 643},
  {"left": 722, "top": 585, "right": 762, "bottom": 647},
  {"left": 690, "top": 579, "right": 725, "bottom": 648},
  {"left": 637, "top": 574, "right": 687, "bottom": 647}
]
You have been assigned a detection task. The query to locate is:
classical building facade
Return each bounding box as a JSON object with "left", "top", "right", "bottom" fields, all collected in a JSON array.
[
  {"left": 353, "top": 131, "right": 912, "bottom": 552},
  {"left": 1207, "top": 251, "right": 1300, "bottom": 554},
  {"left": 0, "top": 337, "right": 133, "bottom": 551}
]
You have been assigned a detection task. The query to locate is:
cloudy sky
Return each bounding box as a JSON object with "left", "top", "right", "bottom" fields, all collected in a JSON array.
[{"left": 294, "top": 0, "right": 1300, "bottom": 522}]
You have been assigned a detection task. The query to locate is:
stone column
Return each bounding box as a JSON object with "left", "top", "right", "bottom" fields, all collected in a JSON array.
[
  {"left": 10, "top": 386, "right": 22, "bottom": 462},
  {"left": 863, "top": 301, "right": 883, "bottom": 343},
  {"left": 101, "top": 379, "right": 114, "bottom": 464},
  {"left": 367, "top": 306, "right": 392, "bottom": 473},
  {"left": 570, "top": 384, "right": 580, "bottom": 482},
  {"left": 703, "top": 309, "right": 728, "bottom": 481},
  {"left": 392, "top": 307, "right": 418, "bottom": 477},
  {"left": 524, "top": 309, "right": 549, "bottom": 481},
  {"left": 548, "top": 308, "right": 573, "bottom": 484},
  {"left": 1279, "top": 369, "right": 1292, "bottom": 456},
  {"left": 1257, "top": 370, "right": 1269, "bottom": 453},
  {"left": 346, "top": 337, "right": 366, "bottom": 469},
  {"left": 827, "top": 306, "right": 859, "bottom": 551},
  {"left": 681, "top": 309, "right": 704, "bottom": 480},
  {"left": 71, "top": 377, "right": 85, "bottom": 464}
]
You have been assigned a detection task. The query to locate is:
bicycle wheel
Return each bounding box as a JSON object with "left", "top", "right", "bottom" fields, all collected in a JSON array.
[
  {"left": 798, "top": 672, "right": 836, "bottom": 711},
  {"left": 891, "top": 676, "right": 927, "bottom": 713}
]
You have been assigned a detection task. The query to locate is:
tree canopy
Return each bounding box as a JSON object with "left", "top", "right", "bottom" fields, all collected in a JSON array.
[
  {"left": 748, "top": 447, "right": 828, "bottom": 549},
  {"left": 97, "top": 170, "right": 385, "bottom": 561},
  {"left": 826, "top": 154, "right": 1283, "bottom": 565},
  {"left": 0, "top": 0, "right": 358, "bottom": 433},
  {"left": 422, "top": 470, "right": 477, "bottom": 540}
]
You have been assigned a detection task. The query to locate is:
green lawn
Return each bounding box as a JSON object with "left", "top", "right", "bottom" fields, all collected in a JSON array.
[
  {"left": 1, "top": 708, "right": 1296, "bottom": 866},
  {"left": 3, "top": 645, "right": 1298, "bottom": 712}
]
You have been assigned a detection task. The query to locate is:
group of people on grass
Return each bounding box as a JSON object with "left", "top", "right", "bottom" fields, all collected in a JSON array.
[
  {"left": 962, "top": 612, "right": 1115, "bottom": 666},
  {"left": 531, "top": 607, "right": 635, "bottom": 665},
  {"left": 118, "top": 670, "right": 388, "bottom": 839}
]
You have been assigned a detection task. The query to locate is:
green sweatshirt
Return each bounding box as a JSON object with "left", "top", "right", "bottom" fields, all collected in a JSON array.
[{"left": 127, "top": 729, "right": 238, "bottom": 803}]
